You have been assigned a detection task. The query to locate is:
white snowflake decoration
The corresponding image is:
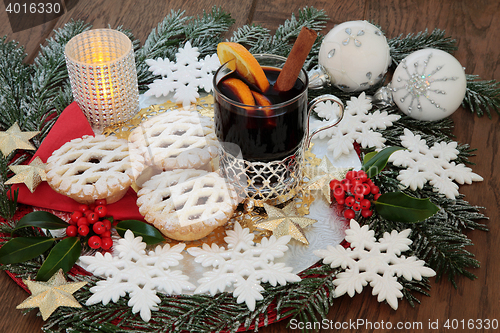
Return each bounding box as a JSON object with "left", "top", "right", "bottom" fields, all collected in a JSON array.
[
  {"left": 186, "top": 223, "right": 301, "bottom": 311},
  {"left": 79, "top": 230, "right": 195, "bottom": 322},
  {"left": 313, "top": 92, "right": 401, "bottom": 159},
  {"left": 388, "top": 128, "right": 483, "bottom": 199},
  {"left": 145, "top": 41, "right": 221, "bottom": 107},
  {"left": 314, "top": 219, "right": 435, "bottom": 310}
]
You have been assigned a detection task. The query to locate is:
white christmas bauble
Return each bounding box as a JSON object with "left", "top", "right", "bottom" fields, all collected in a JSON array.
[
  {"left": 391, "top": 48, "right": 467, "bottom": 121},
  {"left": 318, "top": 20, "right": 391, "bottom": 92}
]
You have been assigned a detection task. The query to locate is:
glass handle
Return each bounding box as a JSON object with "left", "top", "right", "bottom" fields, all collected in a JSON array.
[{"left": 305, "top": 94, "right": 344, "bottom": 148}]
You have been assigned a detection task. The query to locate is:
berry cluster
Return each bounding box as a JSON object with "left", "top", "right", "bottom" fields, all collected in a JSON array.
[
  {"left": 330, "top": 170, "right": 381, "bottom": 220},
  {"left": 65, "top": 199, "right": 113, "bottom": 250}
]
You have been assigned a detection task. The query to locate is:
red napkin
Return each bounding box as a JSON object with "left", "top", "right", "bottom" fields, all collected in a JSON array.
[{"left": 12, "top": 102, "right": 143, "bottom": 220}]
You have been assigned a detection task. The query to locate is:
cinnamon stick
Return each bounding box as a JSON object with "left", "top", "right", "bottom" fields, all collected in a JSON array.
[{"left": 275, "top": 26, "right": 317, "bottom": 92}]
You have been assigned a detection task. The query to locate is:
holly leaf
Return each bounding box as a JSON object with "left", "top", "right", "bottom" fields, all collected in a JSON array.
[
  {"left": 0, "top": 237, "right": 55, "bottom": 264},
  {"left": 373, "top": 192, "right": 440, "bottom": 223},
  {"left": 116, "top": 220, "right": 164, "bottom": 245},
  {"left": 15, "top": 211, "right": 68, "bottom": 231},
  {"left": 363, "top": 151, "right": 377, "bottom": 165},
  {"left": 362, "top": 146, "right": 405, "bottom": 178},
  {"left": 36, "top": 237, "right": 81, "bottom": 281}
]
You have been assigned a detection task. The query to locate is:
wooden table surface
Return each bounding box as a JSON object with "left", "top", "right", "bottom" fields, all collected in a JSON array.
[{"left": 1, "top": 1, "right": 499, "bottom": 332}]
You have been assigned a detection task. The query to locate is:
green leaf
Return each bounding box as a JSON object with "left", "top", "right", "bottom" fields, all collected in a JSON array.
[
  {"left": 15, "top": 211, "right": 68, "bottom": 231},
  {"left": 362, "top": 146, "right": 405, "bottom": 178},
  {"left": 116, "top": 220, "right": 164, "bottom": 245},
  {"left": 36, "top": 237, "right": 81, "bottom": 281},
  {"left": 373, "top": 192, "right": 440, "bottom": 223},
  {"left": 363, "top": 151, "right": 377, "bottom": 165},
  {"left": 0, "top": 237, "right": 55, "bottom": 264}
]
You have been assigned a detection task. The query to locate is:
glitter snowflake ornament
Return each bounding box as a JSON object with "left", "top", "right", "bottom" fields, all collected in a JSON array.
[
  {"left": 391, "top": 48, "right": 467, "bottom": 121},
  {"left": 314, "top": 219, "right": 436, "bottom": 310},
  {"left": 187, "top": 223, "right": 301, "bottom": 311},
  {"left": 313, "top": 92, "right": 400, "bottom": 159},
  {"left": 80, "top": 230, "right": 195, "bottom": 322},
  {"left": 389, "top": 128, "right": 483, "bottom": 199},
  {"left": 145, "top": 41, "right": 220, "bottom": 106}
]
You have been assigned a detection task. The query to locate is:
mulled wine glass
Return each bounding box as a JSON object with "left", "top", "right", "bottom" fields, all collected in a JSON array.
[{"left": 214, "top": 54, "right": 344, "bottom": 206}]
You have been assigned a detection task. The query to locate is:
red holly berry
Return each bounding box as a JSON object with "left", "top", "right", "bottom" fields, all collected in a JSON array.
[
  {"left": 345, "top": 170, "right": 355, "bottom": 180},
  {"left": 78, "top": 224, "right": 89, "bottom": 236},
  {"left": 329, "top": 179, "right": 340, "bottom": 189},
  {"left": 362, "top": 183, "right": 371, "bottom": 196},
  {"left": 66, "top": 225, "right": 77, "bottom": 237},
  {"left": 352, "top": 183, "right": 364, "bottom": 195},
  {"left": 101, "top": 237, "right": 113, "bottom": 250},
  {"left": 70, "top": 211, "right": 83, "bottom": 224},
  {"left": 344, "top": 209, "right": 355, "bottom": 219},
  {"left": 101, "top": 230, "right": 111, "bottom": 238},
  {"left": 86, "top": 212, "right": 99, "bottom": 224},
  {"left": 357, "top": 170, "right": 368, "bottom": 182},
  {"left": 354, "top": 193, "right": 364, "bottom": 202},
  {"left": 352, "top": 179, "right": 363, "bottom": 190},
  {"left": 371, "top": 186, "right": 380, "bottom": 195},
  {"left": 336, "top": 197, "right": 345, "bottom": 206},
  {"left": 340, "top": 178, "right": 351, "bottom": 189},
  {"left": 88, "top": 203, "right": 96, "bottom": 212},
  {"left": 345, "top": 196, "right": 355, "bottom": 207},
  {"left": 77, "top": 217, "right": 89, "bottom": 226},
  {"left": 360, "top": 199, "right": 371, "bottom": 209},
  {"left": 88, "top": 235, "right": 102, "bottom": 249},
  {"left": 361, "top": 209, "right": 373, "bottom": 218},
  {"left": 352, "top": 202, "right": 361, "bottom": 211},
  {"left": 95, "top": 199, "right": 107, "bottom": 206},
  {"left": 374, "top": 193, "right": 382, "bottom": 200},
  {"left": 333, "top": 187, "right": 345, "bottom": 200},
  {"left": 78, "top": 204, "right": 89, "bottom": 213},
  {"left": 102, "top": 219, "right": 112, "bottom": 230},
  {"left": 95, "top": 205, "right": 108, "bottom": 218},
  {"left": 93, "top": 221, "right": 106, "bottom": 235}
]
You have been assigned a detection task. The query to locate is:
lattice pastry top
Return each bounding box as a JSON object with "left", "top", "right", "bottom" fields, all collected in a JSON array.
[
  {"left": 137, "top": 169, "right": 238, "bottom": 241},
  {"left": 128, "top": 110, "right": 219, "bottom": 179},
  {"left": 46, "top": 135, "right": 133, "bottom": 204}
]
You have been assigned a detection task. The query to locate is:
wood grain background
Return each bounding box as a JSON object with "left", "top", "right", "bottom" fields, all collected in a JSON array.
[{"left": 0, "top": 0, "right": 499, "bottom": 332}]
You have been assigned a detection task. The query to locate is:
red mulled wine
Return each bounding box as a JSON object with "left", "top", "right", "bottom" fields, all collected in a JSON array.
[{"left": 214, "top": 67, "right": 307, "bottom": 162}]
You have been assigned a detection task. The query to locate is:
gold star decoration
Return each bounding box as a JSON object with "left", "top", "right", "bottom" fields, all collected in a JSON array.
[
  {"left": 16, "top": 269, "right": 87, "bottom": 320},
  {"left": 254, "top": 202, "right": 317, "bottom": 245},
  {"left": 303, "top": 155, "right": 351, "bottom": 203},
  {"left": 5, "top": 156, "right": 47, "bottom": 193},
  {"left": 0, "top": 122, "right": 39, "bottom": 156}
]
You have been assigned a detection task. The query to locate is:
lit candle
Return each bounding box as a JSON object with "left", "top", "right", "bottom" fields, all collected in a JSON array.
[{"left": 65, "top": 29, "right": 139, "bottom": 128}]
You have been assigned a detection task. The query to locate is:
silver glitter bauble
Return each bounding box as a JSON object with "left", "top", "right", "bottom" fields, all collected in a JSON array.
[{"left": 391, "top": 48, "right": 466, "bottom": 121}]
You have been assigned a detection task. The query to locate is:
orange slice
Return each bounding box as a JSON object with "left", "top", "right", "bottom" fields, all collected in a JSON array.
[
  {"left": 251, "top": 91, "right": 276, "bottom": 127},
  {"left": 251, "top": 91, "right": 271, "bottom": 107},
  {"left": 221, "top": 78, "right": 255, "bottom": 105},
  {"left": 217, "top": 42, "right": 270, "bottom": 93}
]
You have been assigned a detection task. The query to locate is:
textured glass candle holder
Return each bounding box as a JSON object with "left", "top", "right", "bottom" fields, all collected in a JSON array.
[{"left": 65, "top": 29, "right": 139, "bottom": 128}]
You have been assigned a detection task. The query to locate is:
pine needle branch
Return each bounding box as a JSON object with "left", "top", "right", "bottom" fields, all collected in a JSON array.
[
  {"left": 185, "top": 6, "right": 235, "bottom": 57},
  {"left": 388, "top": 29, "right": 457, "bottom": 67},
  {"left": 240, "top": 7, "right": 327, "bottom": 70},
  {"left": 463, "top": 74, "right": 500, "bottom": 118}
]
